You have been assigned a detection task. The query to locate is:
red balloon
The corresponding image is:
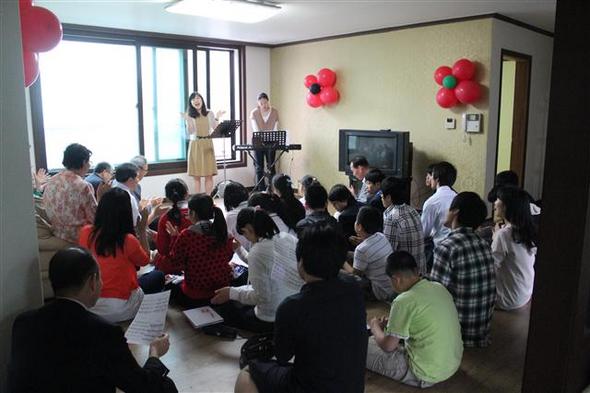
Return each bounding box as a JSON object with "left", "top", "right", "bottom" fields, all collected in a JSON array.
[
  {"left": 23, "top": 50, "right": 39, "bottom": 87},
  {"left": 19, "top": 0, "right": 32, "bottom": 14},
  {"left": 452, "top": 58, "right": 475, "bottom": 81},
  {"left": 434, "top": 66, "right": 452, "bottom": 85},
  {"left": 21, "top": 6, "right": 63, "bottom": 53},
  {"left": 304, "top": 74, "right": 318, "bottom": 88},
  {"left": 317, "top": 68, "right": 337, "bottom": 87},
  {"left": 436, "top": 88, "right": 458, "bottom": 108},
  {"left": 454, "top": 80, "right": 481, "bottom": 104},
  {"left": 306, "top": 92, "right": 323, "bottom": 108},
  {"left": 319, "top": 86, "right": 339, "bottom": 105}
]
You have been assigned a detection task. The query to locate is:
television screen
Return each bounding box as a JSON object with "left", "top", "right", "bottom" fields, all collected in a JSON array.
[{"left": 339, "top": 129, "right": 411, "bottom": 178}]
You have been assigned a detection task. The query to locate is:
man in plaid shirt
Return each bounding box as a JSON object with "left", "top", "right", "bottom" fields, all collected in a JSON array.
[
  {"left": 430, "top": 192, "right": 496, "bottom": 348},
  {"left": 381, "top": 177, "right": 426, "bottom": 274}
]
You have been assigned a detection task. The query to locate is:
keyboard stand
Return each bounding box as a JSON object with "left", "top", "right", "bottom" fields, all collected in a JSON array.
[{"left": 251, "top": 147, "right": 289, "bottom": 192}]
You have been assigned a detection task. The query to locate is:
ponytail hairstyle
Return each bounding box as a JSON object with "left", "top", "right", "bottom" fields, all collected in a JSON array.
[
  {"left": 188, "top": 193, "right": 228, "bottom": 246},
  {"left": 272, "top": 174, "right": 305, "bottom": 230},
  {"left": 165, "top": 178, "right": 188, "bottom": 226},
  {"left": 236, "top": 207, "right": 279, "bottom": 240},
  {"left": 496, "top": 186, "right": 536, "bottom": 251}
]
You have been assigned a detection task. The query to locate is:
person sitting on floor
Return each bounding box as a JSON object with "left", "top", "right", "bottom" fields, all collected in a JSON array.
[
  {"left": 381, "top": 176, "right": 426, "bottom": 274},
  {"left": 235, "top": 223, "right": 368, "bottom": 393},
  {"left": 8, "top": 247, "right": 177, "bottom": 393},
  {"left": 296, "top": 182, "right": 340, "bottom": 236},
  {"left": 43, "top": 143, "right": 101, "bottom": 244},
  {"left": 212, "top": 208, "right": 304, "bottom": 333},
  {"left": 224, "top": 181, "right": 251, "bottom": 250},
  {"left": 85, "top": 161, "right": 112, "bottom": 197},
  {"left": 365, "top": 168, "right": 386, "bottom": 213},
  {"left": 492, "top": 186, "right": 537, "bottom": 310},
  {"left": 430, "top": 192, "right": 496, "bottom": 347},
  {"left": 248, "top": 191, "right": 294, "bottom": 234},
  {"left": 328, "top": 184, "right": 362, "bottom": 247},
  {"left": 154, "top": 179, "right": 191, "bottom": 274},
  {"left": 367, "top": 250, "right": 463, "bottom": 388},
  {"left": 421, "top": 161, "right": 457, "bottom": 271},
  {"left": 345, "top": 206, "right": 394, "bottom": 301},
  {"left": 79, "top": 188, "right": 165, "bottom": 323},
  {"left": 298, "top": 174, "right": 317, "bottom": 209},
  {"left": 166, "top": 194, "right": 233, "bottom": 308},
  {"left": 349, "top": 156, "right": 371, "bottom": 203},
  {"left": 271, "top": 173, "right": 306, "bottom": 231}
]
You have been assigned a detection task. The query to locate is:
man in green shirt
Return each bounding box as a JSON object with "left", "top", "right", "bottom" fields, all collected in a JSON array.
[{"left": 367, "top": 251, "right": 463, "bottom": 387}]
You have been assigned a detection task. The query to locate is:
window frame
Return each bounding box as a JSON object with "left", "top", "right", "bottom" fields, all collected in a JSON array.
[{"left": 30, "top": 24, "right": 247, "bottom": 176}]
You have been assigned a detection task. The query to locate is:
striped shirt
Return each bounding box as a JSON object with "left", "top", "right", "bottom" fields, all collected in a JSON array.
[
  {"left": 353, "top": 232, "right": 394, "bottom": 301},
  {"left": 430, "top": 227, "right": 496, "bottom": 347},
  {"left": 383, "top": 204, "right": 426, "bottom": 274}
]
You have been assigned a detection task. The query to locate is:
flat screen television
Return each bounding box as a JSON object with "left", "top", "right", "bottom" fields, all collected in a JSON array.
[{"left": 338, "top": 129, "right": 411, "bottom": 178}]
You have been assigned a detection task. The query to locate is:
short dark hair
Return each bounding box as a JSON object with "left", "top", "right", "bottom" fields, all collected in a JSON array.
[
  {"left": 93, "top": 162, "right": 112, "bottom": 174},
  {"left": 450, "top": 192, "right": 487, "bottom": 229},
  {"left": 385, "top": 251, "right": 418, "bottom": 277},
  {"left": 350, "top": 156, "right": 369, "bottom": 168},
  {"left": 296, "top": 223, "right": 347, "bottom": 280},
  {"left": 356, "top": 206, "right": 383, "bottom": 234},
  {"left": 224, "top": 181, "right": 249, "bottom": 211},
  {"left": 115, "top": 163, "right": 138, "bottom": 183},
  {"left": 257, "top": 92, "right": 269, "bottom": 101},
  {"left": 487, "top": 170, "right": 519, "bottom": 203},
  {"left": 62, "top": 143, "right": 92, "bottom": 170},
  {"left": 365, "top": 168, "right": 385, "bottom": 184},
  {"left": 426, "top": 163, "right": 436, "bottom": 175},
  {"left": 381, "top": 176, "right": 407, "bottom": 205},
  {"left": 305, "top": 182, "right": 328, "bottom": 209},
  {"left": 432, "top": 161, "right": 457, "bottom": 187},
  {"left": 49, "top": 247, "right": 99, "bottom": 293},
  {"left": 328, "top": 184, "right": 355, "bottom": 205},
  {"left": 236, "top": 207, "right": 279, "bottom": 239}
]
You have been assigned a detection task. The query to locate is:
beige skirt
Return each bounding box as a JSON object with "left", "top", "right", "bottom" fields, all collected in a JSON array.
[{"left": 187, "top": 139, "right": 218, "bottom": 177}]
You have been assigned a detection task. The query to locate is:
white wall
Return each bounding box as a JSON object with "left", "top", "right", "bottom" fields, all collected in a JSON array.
[
  {"left": 0, "top": 1, "right": 44, "bottom": 389},
  {"left": 140, "top": 45, "right": 270, "bottom": 197},
  {"left": 487, "top": 20, "right": 554, "bottom": 199}
]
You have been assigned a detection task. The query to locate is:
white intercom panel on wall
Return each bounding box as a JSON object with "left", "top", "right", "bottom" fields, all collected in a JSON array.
[{"left": 463, "top": 113, "right": 482, "bottom": 133}]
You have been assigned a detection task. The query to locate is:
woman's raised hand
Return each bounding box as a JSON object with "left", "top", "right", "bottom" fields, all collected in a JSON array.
[
  {"left": 216, "top": 110, "right": 226, "bottom": 120},
  {"left": 165, "top": 221, "right": 180, "bottom": 237}
]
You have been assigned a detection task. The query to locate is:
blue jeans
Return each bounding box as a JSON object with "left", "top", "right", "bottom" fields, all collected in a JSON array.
[{"left": 138, "top": 270, "right": 165, "bottom": 294}]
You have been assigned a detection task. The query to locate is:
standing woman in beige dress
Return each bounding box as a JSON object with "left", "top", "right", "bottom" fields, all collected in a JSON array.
[{"left": 184, "top": 92, "right": 225, "bottom": 194}]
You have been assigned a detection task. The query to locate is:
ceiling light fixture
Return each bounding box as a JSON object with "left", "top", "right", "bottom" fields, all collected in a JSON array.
[{"left": 165, "top": 0, "right": 282, "bottom": 24}]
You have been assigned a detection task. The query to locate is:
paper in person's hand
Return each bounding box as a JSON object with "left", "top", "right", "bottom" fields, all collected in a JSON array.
[{"left": 125, "top": 290, "right": 171, "bottom": 345}]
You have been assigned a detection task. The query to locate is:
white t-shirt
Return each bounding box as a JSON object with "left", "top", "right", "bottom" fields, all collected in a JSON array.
[
  {"left": 491, "top": 224, "right": 536, "bottom": 310},
  {"left": 421, "top": 186, "right": 457, "bottom": 245},
  {"left": 354, "top": 232, "right": 394, "bottom": 301}
]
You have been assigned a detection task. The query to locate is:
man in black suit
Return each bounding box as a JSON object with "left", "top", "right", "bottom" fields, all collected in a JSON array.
[{"left": 8, "top": 247, "right": 178, "bottom": 393}]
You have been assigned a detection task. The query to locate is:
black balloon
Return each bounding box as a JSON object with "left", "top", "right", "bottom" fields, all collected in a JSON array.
[{"left": 309, "top": 83, "right": 321, "bottom": 95}]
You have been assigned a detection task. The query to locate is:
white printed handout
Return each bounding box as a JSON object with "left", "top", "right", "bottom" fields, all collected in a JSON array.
[
  {"left": 125, "top": 290, "right": 171, "bottom": 345},
  {"left": 183, "top": 306, "right": 224, "bottom": 329}
]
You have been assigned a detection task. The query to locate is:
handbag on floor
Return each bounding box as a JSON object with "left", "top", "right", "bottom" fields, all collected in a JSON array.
[{"left": 239, "top": 332, "right": 275, "bottom": 369}]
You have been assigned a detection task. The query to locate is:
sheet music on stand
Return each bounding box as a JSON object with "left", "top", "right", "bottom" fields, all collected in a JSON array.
[{"left": 253, "top": 130, "right": 287, "bottom": 148}]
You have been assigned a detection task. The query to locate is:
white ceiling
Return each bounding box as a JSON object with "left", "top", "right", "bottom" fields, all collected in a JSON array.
[{"left": 36, "top": 0, "right": 556, "bottom": 45}]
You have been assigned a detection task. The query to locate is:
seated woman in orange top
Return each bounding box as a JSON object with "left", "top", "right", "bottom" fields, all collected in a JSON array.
[
  {"left": 166, "top": 194, "right": 233, "bottom": 308},
  {"left": 79, "top": 188, "right": 164, "bottom": 323},
  {"left": 154, "top": 179, "right": 191, "bottom": 274}
]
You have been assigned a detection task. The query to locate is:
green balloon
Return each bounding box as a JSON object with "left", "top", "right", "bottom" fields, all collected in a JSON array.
[{"left": 442, "top": 75, "right": 457, "bottom": 89}]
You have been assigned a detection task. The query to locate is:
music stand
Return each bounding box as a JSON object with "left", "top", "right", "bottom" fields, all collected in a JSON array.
[{"left": 211, "top": 120, "right": 241, "bottom": 198}]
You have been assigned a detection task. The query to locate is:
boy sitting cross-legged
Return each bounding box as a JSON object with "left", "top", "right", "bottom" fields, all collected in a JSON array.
[{"left": 367, "top": 250, "right": 463, "bottom": 388}]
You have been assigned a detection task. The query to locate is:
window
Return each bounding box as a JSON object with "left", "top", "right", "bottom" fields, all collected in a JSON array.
[{"left": 32, "top": 25, "right": 245, "bottom": 175}]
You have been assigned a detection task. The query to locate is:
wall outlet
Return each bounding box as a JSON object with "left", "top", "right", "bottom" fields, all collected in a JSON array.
[{"left": 445, "top": 117, "right": 456, "bottom": 129}]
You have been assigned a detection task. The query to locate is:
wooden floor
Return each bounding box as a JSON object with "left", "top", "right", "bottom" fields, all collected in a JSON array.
[{"left": 125, "top": 300, "right": 530, "bottom": 393}]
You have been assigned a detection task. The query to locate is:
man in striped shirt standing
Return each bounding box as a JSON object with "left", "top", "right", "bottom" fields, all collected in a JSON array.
[
  {"left": 381, "top": 177, "right": 426, "bottom": 274},
  {"left": 430, "top": 192, "right": 496, "bottom": 348}
]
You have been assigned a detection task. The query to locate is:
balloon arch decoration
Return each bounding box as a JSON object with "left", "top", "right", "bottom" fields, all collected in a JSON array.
[
  {"left": 434, "top": 59, "right": 482, "bottom": 108},
  {"left": 19, "top": 0, "right": 63, "bottom": 87}
]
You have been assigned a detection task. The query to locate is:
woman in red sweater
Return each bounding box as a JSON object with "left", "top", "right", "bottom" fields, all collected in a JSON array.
[
  {"left": 154, "top": 179, "right": 191, "bottom": 274},
  {"left": 167, "top": 193, "right": 233, "bottom": 307},
  {"left": 79, "top": 188, "right": 164, "bottom": 323}
]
